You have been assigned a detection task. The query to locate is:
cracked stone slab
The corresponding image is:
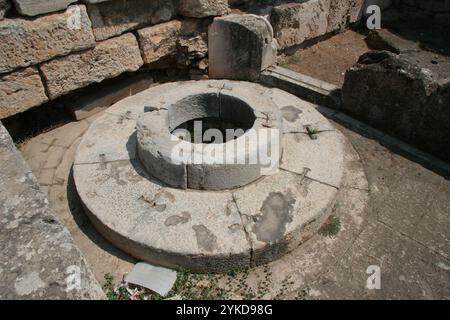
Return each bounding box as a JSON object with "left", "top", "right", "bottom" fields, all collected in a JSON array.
[
  {"left": 233, "top": 169, "right": 338, "bottom": 266},
  {"left": 75, "top": 112, "right": 136, "bottom": 165},
  {"left": 73, "top": 158, "right": 251, "bottom": 272},
  {"left": 281, "top": 130, "right": 346, "bottom": 188}
]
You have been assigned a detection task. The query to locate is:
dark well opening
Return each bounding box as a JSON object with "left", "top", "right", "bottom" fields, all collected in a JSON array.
[{"left": 169, "top": 93, "right": 256, "bottom": 144}]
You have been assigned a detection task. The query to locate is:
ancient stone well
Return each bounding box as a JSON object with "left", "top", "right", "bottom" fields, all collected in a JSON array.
[{"left": 73, "top": 80, "right": 367, "bottom": 272}]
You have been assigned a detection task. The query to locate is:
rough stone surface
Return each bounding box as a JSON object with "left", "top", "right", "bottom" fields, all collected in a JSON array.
[
  {"left": 12, "top": 0, "right": 77, "bottom": 16},
  {"left": 137, "top": 19, "right": 208, "bottom": 67},
  {"left": 178, "top": 0, "right": 229, "bottom": 18},
  {"left": 135, "top": 81, "right": 283, "bottom": 190},
  {"left": 137, "top": 20, "right": 183, "bottom": 65},
  {"left": 271, "top": 0, "right": 330, "bottom": 49},
  {"left": 87, "top": 0, "right": 176, "bottom": 41},
  {"left": 209, "top": 14, "right": 277, "bottom": 81},
  {"left": 40, "top": 33, "right": 143, "bottom": 99},
  {"left": 0, "top": 122, "right": 104, "bottom": 299},
  {"left": 327, "top": 0, "right": 364, "bottom": 33},
  {"left": 342, "top": 50, "right": 450, "bottom": 162},
  {"left": 366, "top": 28, "right": 421, "bottom": 54},
  {"left": 0, "top": 5, "right": 95, "bottom": 74},
  {"left": 0, "top": 67, "right": 48, "bottom": 119},
  {"left": 233, "top": 169, "right": 338, "bottom": 265},
  {"left": 260, "top": 65, "right": 342, "bottom": 109},
  {"left": 0, "top": 0, "right": 10, "bottom": 20}
]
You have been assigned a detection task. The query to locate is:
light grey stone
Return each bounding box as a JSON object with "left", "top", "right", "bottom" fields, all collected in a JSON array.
[
  {"left": 125, "top": 263, "right": 177, "bottom": 296},
  {"left": 0, "top": 67, "right": 48, "bottom": 119},
  {"left": 137, "top": 20, "right": 183, "bottom": 65},
  {"left": 40, "top": 33, "right": 143, "bottom": 99},
  {"left": 209, "top": 14, "right": 277, "bottom": 81},
  {"left": 74, "top": 112, "right": 137, "bottom": 165},
  {"left": 86, "top": 0, "right": 176, "bottom": 41},
  {"left": 263, "top": 86, "right": 336, "bottom": 133},
  {"left": 0, "top": 123, "right": 104, "bottom": 299},
  {"left": 270, "top": 0, "right": 330, "bottom": 49},
  {"left": 0, "top": 5, "right": 95, "bottom": 74},
  {"left": 280, "top": 130, "right": 346, "bottom": 188},
  {"left": 12, "top": 0, "right": 77, "bottom": 16},
  {"left": 233, "top": 169, "right": 338, "bottom": 265},
  {"left": 178, "top": 0, "right": 229, "bottom": 18}
]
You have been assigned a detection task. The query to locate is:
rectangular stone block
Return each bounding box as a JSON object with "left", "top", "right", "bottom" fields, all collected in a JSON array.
[
  {"left": 40, "top": 33, "right": 144, "bottom": 99},
  {"left": 0, "top": 5, "right": 95, "bottom": 74},
  {"left": 86, "top": 0, "right": 176, "bottom": 41},
  {"left": 178, "top": 0, "right": 229, "bottom": 18},
  {"left": 0, "top": 67, "right": 48, "bottom": 119},
  {"left": 137, "top": 20, "right": 183, "bottom": 64},
  {"left": 327, "top": 0, "right": 364, "bottom": 33},
  {"left": 12, "top": 0, "right": 77, "bottom": 16},
  {"left": 270, "top": 0, "right": 330, "bottom": 49}
]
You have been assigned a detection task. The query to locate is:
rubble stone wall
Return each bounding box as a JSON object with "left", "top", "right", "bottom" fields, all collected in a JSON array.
[{"left": 0, "top": 0, "right": 391, "bottom": 119}]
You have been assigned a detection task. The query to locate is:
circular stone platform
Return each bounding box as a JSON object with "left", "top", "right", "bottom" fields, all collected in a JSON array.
[{"left": 73, "top": 80, "right": 368, "bottom": 272}]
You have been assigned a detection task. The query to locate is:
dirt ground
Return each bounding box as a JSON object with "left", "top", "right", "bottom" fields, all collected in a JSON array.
[{"left": 278, "top": 30, "right": 371, "bottom": 87}]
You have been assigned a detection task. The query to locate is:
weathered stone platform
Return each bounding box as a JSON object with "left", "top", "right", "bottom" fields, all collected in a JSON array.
[{"left": 73, "top": 80, "right": 367, "bottom": 272}]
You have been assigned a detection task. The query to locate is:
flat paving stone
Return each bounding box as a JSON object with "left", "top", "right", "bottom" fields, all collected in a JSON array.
[
  {"left": 233, "top": 170, "right": 338, "bottom": 266},
  {"left": 281, "top": 131, "right": 346, "bottom": 188},
  {"left": 265, "top": 88, "right": 336, "bottom": 133}
]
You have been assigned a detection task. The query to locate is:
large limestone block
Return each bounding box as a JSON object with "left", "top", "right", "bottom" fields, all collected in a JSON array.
[
  {"left": 86, "top": 0, "right": 176, "bottom": 41},
  {"left": 0, "top": 0, "right": 10, "bottom": 20},
  {"left": 12, "top": 0, "right": 77, "bottom": 16},
  {"left": 209, "top": 14, "right": 277, "bottom": 81},
  {"left": 40, "top": 33, "right": 143, "bottom": 99},
  {"left": 343, "top": 50, "right": 450, "bottom": 162},
  {"left": 137, "top": 19, "right": 208, "bottom": 65},
  {"left": 137, "top": 20, "right": 182, "bottom": 65},
  {"left": 0, "top": 5, "right": 95, "bottom": 74},
  {"left": 327, "top": 0, "right": 364, "bottom": 33},
  {"left": 178, "top": 0, "right": 229, "bottom": 18},
  {"left": 0, "top": 67, "right": 48, "bottom": 119},
  {"left": 270, "top": 0, "right": 330, "bottom": 49}
]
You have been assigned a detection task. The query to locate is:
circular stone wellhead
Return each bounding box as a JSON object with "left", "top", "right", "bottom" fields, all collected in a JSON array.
[
  {"left": 73, "top": 80, "right": 368, "bottom": 272},
  {"left": 136, "top": 84, "right": 283, "bottom": 190}
]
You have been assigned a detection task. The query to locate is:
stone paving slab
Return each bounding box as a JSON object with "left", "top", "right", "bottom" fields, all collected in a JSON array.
[{"left": 280, "top": 131, "right": 346, "bottom": 188}]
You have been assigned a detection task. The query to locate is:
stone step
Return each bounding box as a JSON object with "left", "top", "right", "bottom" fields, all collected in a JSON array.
[{"left": 260, "top": 65, "right": 342, "bottom": 109}]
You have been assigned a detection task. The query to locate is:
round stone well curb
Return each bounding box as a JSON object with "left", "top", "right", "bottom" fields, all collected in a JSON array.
[{"left": 73, "top": 80, "right": 368, "bottom": 272}]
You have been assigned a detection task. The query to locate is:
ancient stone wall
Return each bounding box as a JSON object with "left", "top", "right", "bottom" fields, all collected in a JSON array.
[{"left": 0, "top": 0, "right": 389, "bottom": 119}]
